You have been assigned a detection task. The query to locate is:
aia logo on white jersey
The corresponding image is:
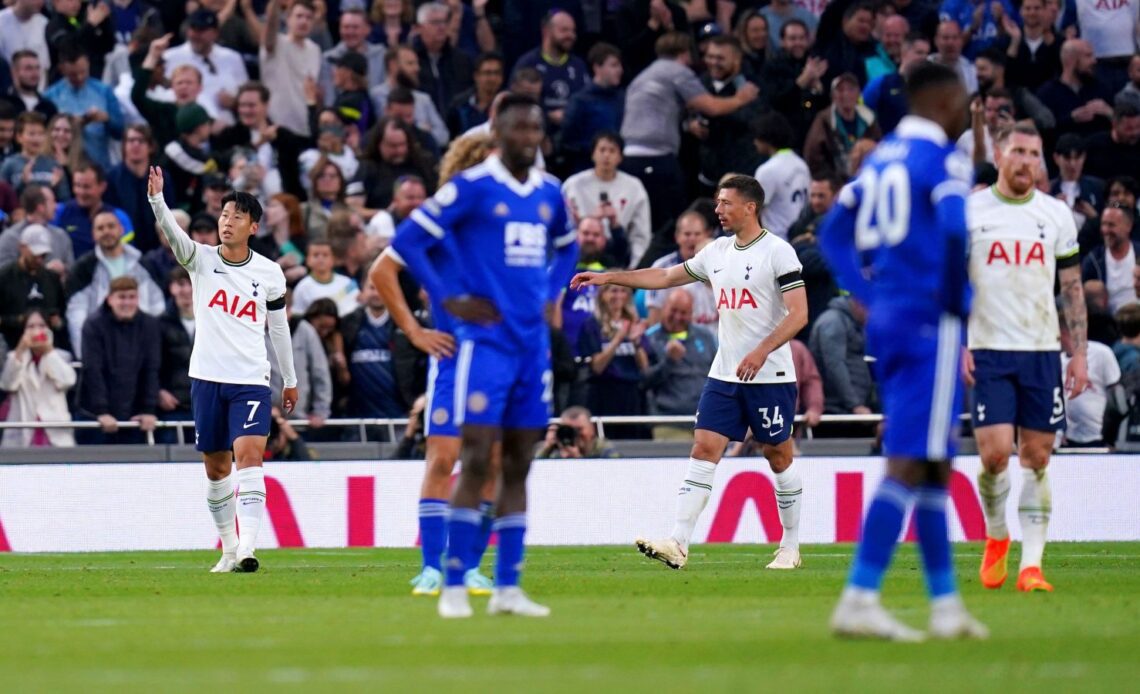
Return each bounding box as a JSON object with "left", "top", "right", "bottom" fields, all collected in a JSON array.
[
  {"left": 208, "top": 289, "right": 257, "bottom": 321},
  {"left": 717, "top": 287, "right": 758, "bottom": 310},
  {"left": 986, "top": 240, "right": 1045, "bottom": 266}
]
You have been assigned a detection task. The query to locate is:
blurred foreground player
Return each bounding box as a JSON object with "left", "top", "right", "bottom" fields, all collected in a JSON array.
[
  {"left": 964, "top": 122, "right": 1087, "bottom": 593},
  {"left": 392, "top": 94, "right": 578, "bottom": 618},
  {"left": 148, "top": 167, "right": 298, "bottom": 573},
  {"left": 818, "top": 62, "right": 988, "bottom": 640}
]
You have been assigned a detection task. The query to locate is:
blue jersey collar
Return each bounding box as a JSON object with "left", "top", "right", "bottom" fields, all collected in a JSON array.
[
  {"left": 485, "top": 154, "right": 544, "bottom": 197},
  {"left": 895, "top": 116, "right": 949, "bottom": 146}
]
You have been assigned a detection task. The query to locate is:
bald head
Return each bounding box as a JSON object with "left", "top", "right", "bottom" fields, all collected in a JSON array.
[
  {"left": 661, "top": 288, "right": 694, "bottom": 333},
  {"left": 1061, "top": 39, "right": 1096, "bottom": 79}
]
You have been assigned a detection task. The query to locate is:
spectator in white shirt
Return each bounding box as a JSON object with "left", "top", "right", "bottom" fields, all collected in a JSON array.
[
  {"left": 0, "top": 0, "right": 50, "bottom": 89},
  {"left": 260, "top": 0, "right": 322, "bottom": 138},
  {"left": 163, "top": 9, "right": 248, "bottom": 127}
]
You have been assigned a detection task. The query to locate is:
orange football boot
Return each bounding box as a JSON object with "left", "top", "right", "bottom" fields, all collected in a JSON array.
[
  {"left": 1016, "top": 566, "right": 1054, "bottom": 592},
  {"left": 980, "top": 536, "right": 1011, "bottom": 589}
]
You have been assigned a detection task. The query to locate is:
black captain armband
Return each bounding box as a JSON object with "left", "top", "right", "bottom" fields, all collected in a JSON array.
[
  {"left": 1056, "top": 253, "right": 1081, "bottom": 270},
  {"left": 267, "top": 296, "right": 286, "bottom": 311},
  {"left": 778, "top": 271, "right": 805, "bottom": 292}
]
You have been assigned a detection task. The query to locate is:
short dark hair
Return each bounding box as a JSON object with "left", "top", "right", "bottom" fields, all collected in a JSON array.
[
  {"left": 73, "top": 161, "right": 106, "bottom": 183},
  {"left": 718, "top": 174, "right": 765, "bottom": 208},
  {"left": 751, "top": 112, "right": 794, "bottom": 150},
  {"left": 11, "top": 49, "right": 38, "bottom": 66},
  {"left": 15, "top": 111, "right": 45, "bottom": 134},
  {"left": 20, "top": 184, "right": 48, "bottom": 213},
  {"left": 1116, "top": 303, "right": 1140, "bottom": 339},
  {"left": 474, "top": 51, "right": 503, "bottom": 72},
  {"left": 1107, "top": 175, "right": 1140, "bottom": 198},
  {"left": 905, "top": 61, "right": 962, "bottom": 104},
  {"left": 781, "top": 18, "right": 809, "bottom": 39},
  {"left": 976, "top": 46, "right": 1007, "bottom": 68},
  {"left": 496, "top": 92, "right": 541, "bottom": 121},
  {"left": 1114, "top": 101, "right": 1140, "bottom": 121},
  {"left": 707, "top": 35, "right": 743, "bottom": 54},
  {"left": 812, "top": 170, "right": 845, "bottom": 193},
  {"left": 387, "top": 85, "right": 415, "bottom": 106},
  {"left": 167, "top": 265, "right": 190, "bottom": 286},
  {"left": 0, "top": 101, "right": 17, "bottom": 122},
  {"left": 844, "top": 1, "right": 876, "bottom": 20},
  {"left": 510, "top": 66, "right": 542, "bottom": 87},
  {"left": 655, "top": 31, "right": 692, "bottom": 59},
  {"left": 237, "top": 81, "right": 270, "bottom": 104},
  {"left": 591, "top": 130, "right": 624, "bottom": 152},
  {"left": 58, "top": 45, "right": 87, "bottom": 65},
  {"left": 220, "top": 190, "right": 264, "bottom": 223},
  {"left": 587, "top": 42, "right": 621, "bottom": 68},
  {"left": 985, "top": 87, "right": 1014, "bottom": 103},
  {"left": 903, "top": 31, "right": 929, "bottom": 48}
]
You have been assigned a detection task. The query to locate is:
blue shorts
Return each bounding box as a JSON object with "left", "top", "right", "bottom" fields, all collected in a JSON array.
[
  {"left": 190, "top": 378, "right": 272, "bottom": 452},
  {"left": 453, "top": 339, "right": 552, "bottom": 430},
  {"left": 694, "top": 377, "right": 796, "bottom": 445},
  {"left": 424, "top": 354, "right": 460, "bottom": 438},
  {"left": 970, "top": 349, "right": 1064, "bottom": 432},
  {"left": 867, "top": 314, "right": 964, "bottom": 460}
]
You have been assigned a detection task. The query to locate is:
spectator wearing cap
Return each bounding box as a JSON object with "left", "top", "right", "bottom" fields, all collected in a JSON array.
[
  {"left": 155, "top": 266, "right": 194, "bottom": 443},
  {"left": 131, "top": 33, "right": 207, "bottom": 149},
  {"left": 1051, "top": 133, "right": 1105, "bottom": 236},
  {"left": 412, "top": 2, "right": 474, "bottom": 118},
  {"left": 65, "top": 210, "right": 164, "bottom": 357},
  {"left": 106, "top": 124, "right": 174, "bottom": 253},
  {"left": 43, "top": 45, "right": 124, "bottom": 172},
  {"left": 929, "top": 19, "right": 978, "bottom": 94},
  {"left": 972, "top": 47, "right": 1056, "bottom": 133},
  {"left": 260, "top": 0, "right": 322, "bottom": 138},
  {"left": 1083, "top": 101, "right": 1140, "bottom": 182},
  {"left": 299, "top": 111, "right": 359, "bottom": 197},
  {"left": 511, "top": 10, "right": 590, "bottom": 130},
  {"left": 560, "top": 43, "right": 624, "bottom": 172},
  {"left": 0, "top": 224, "right": 66, "bottom": 349},
  {"left": 803, "top": 72, "right": 882, "bottom": 176},
  {"left": 761, "top": 0, "right": 819, "bottom": 48},
  {"left": 159, "top": 103, "right": 218, "bottom": 214},
  {"left": 163, "top": 8, "right": 249, "bottom": 128},
  {"left": 997, "top": 0, "right": 1059, "bottom": 93},
  {"left": 613, "top": 0, "right": 688, "bottom": 77},
  {"left": 620, "top": 32, "right": 759, "bottom": 249},
  {"left": 0, "top": 185, "right": 71, "bottom": 272},
  {"left": 45, "top": 0, "right": 115, "bottom": 81},
  {"left": 370, "top": 45, "right": 450, "bottom": 149},
  {"left": 54, "top": 162, "right": 134, "bottom": 258},
  {"left": 76, "top": 275, "right": 161, "bottom": 444},
  {"left": 329, "top": 51, "right": 375, "bottom": 135},
  {"left": 212, "top": 81, "right": 313, "bottom": 202},
  {"left": 1037, "top": 39, "right": 1116, "bottom": 139},
  {"left": 863, "top": 32, "right": 931, "bottom": 134},
  {"left": 319, "top": 8, "right": 387, "bottom": 106},
  {"left": 0, "top": 307, "right": 77, "bottom": 448},
  {"left": 446, "top": 51, "right": 504, "bottom": 140},
  {"left": 1081, "top": 204, "right": 1140, "bottom": 313}
]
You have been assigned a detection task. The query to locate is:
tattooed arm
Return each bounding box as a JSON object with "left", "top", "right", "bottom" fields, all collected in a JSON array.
[{"left": 1058, "top": 264, "right": 1089, "bottom": 397}]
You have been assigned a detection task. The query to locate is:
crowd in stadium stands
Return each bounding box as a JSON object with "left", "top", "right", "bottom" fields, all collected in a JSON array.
[{"left": 1, "top": 0, "right": 1140, "bottom": 450}]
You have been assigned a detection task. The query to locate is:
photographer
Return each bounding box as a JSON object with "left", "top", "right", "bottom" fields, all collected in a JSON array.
[{"left": 537, "top": 406, "right": 620, "bottom": 459}]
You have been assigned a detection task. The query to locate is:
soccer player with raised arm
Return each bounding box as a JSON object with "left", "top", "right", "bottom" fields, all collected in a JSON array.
[
  {"left": 965, "top": 121, "right": 1088, "bottom": 594},
  {"left": 390, "top": 94, "right": 579, "bottom": 618},
  {"left": 148, "top": 167, "right": 298, "bottom": 574},
  {"left": 368, "top": 141, "right": 498, "bottom": 598},
  {"left": 818, "top": 62, "right": 987, "bottom": 641},
  {"left": 572, "top": 174, "right": 809, "bottom": 572}
]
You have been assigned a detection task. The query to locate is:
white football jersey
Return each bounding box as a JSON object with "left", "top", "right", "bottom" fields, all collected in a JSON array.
[
  {"left": 754, "top": 150, "right": 810, "bottom": 240},
  {"left": 967, "top": 187, "right": 1079, "bottom": 351},
  {"left": 683, "top": 230, "right": 803, "bottom": 384}
]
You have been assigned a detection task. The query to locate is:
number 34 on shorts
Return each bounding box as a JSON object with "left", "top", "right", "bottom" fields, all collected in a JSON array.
[{"left": 694, "top": 378, "right": 797, "bottom": 445}]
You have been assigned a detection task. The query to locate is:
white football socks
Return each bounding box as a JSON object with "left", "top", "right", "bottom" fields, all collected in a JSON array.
[
  {"left": 236, "top": 467, "right": 267, "bottom": 557},
  {"left": 977, "top": 469, "right": 1010, "bottom": 540},
  {"left": 1018, "top": 468, "right": 1051, "bottom": 570},
  {"left": 670, "top": 458, "right": 717, "bottom": 550},
  {"left": 773, "top": 467, "right": 802, "bottom": 550},
  {"left": 207, "top": 473, "right": 238, "bottom": 556}
]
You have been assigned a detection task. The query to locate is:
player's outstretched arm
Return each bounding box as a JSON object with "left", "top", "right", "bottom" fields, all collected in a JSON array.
[
  {"left": 369, "top": 248, "right": 455, "bottom": 359},
  {"left": 147, "top": 166, "right": 196, "bottom": 267},
  {"left": 570, "top": 264, "right": 695, "bottom": 291}
]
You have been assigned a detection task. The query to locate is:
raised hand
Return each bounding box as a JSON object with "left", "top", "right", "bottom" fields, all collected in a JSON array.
[{"left": 147, "top": 166, "right": 164, "bottom": 196}]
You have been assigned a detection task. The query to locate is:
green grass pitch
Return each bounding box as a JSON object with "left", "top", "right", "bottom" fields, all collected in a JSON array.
[{"left": 2, "top": 543, "right": 1139, "bottom": 692}]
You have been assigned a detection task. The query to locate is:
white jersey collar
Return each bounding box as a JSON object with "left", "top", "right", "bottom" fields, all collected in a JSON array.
[{"left": 485, "top": 154, "right": 544, "bottom": 197}]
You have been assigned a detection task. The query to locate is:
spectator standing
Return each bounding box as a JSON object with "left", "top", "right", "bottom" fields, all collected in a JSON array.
[
  {"left": 645, "top": 209, "right": 719, "bottom": 326},
  {"left": 364, "top": 174, "right": 426, "bottom": 246},
  {"left": 1072, "top": 0, "right": 1139, "bottom": 92},
  {"left": 1036, "top": 39, "right": 1115, "bottom": 139},
  {"left": 973, "top": 48, "right": 1056, "bottom": 133},
  {"left": 368, "top": 0, "right": 414, "bottom": 48},
  {"left": 929, "top": 19, "right": 978, "bottom": 93},
  {"left": 54, "top": 162, "right": 132, "bottom": 259},
  {"left": 106, "top": 124, "right": 172, "bottom": 252},
  {"left": 299, "top": 114, "right": 359, "bottom": 195},
  {"left": 347, "top": 117, "right": 437, "bottom": 219},
  {"left": 319, "top": 8, "right": 387, "bottom": 106},
  {"left": 1050, "top": 132, "right": 1104, "bottom": 233},
  {"left": 815, "top": 2, "right": 884, "bottom": 88},
  {"left": 0, "top": 309, "right": 76, "bottom": 448},
  {"left": 1081, "top": 204, "right": 1139, "bottom": 313},
  {"left": 1113, "top": 302, "right": 1140, "bottom": 374},
  {"left": 140, "top": 208, "right": 190, "bottom": 296},
  {"left": 159, "top": 103, "right": 218, "bottom": 214},
  {"left": 762, "top": 0, "right": 818, "bottom": 49},
  {"left": 558, "top": 218, "right": 609, "bottom": 393},
  {"left": 0, "top": 112, "right": 68, "bottom": 199},
  {"left": 789, "top": 171, "right": 842, "bottom": 241},
  {"left": 43, "top": 46, "right": 123, "bottom": 171},
  {"left": 759, "top": 20, "right": 827, "bottom": 148},
  {"left": 46, "top": 0, "right": 115, "bottom": 80},
  {"left": 937, "top": 0, "right": 1016, "bottom": 58},
  {"left": 562, "top": 133, "right": 652, "bottom": 268},
  {"left": 46, "top": 113, "right": 82, "bottom": 179},
  {"left": 863, "top": 32, "right": 932, "bottom": 134},
  {"left": 164, "top": 9, "right": 248, "bottom": 128},
  {"left": 537, "top": 405, "right": 620, "bottom": 459},
  {"left": 328, "top": 51, "right": 376, "bottom": 137},
  {"left": 957, "top": 88, "right": 1016, "bottom": 165},
  {"left": 1082, "top": 102, "right": 1140, "bottom": 182},
  {"left": 643, "top": 289, "right": 717, "bottom": 429},
  {"left": 614, "top": 0, "right": 689, "bottom": 77},
  {"left": 301, "top": 158, "right": 350, "bottom": 239},
  {"left": 0, "top": 185, "right": 71, "bottom": 271},
  {"left": 303, "top": 297, "right": 350, "bottom": 417},
  {"left": 131, "top": 34, "right": 205, "bottom": 148},
  {"left": 260, "top": 0, "right": 321, "bottom": 138},
  {"left": 370, "top": 45, "right": 451, "bottom": 149},
  {"left": 803, "top": 73, "right": 882, "bottom": 176},
  {"left": 735, "top": 10, "right": 769, "bottom": 79},
  {"left": 620, "top": 32, "right": 758, "bottom": 243},
  {"left": 559, "top": 43, "right": 624, "bottom": 171},
  {"left": 693, "top": 35, "right": 764, "bottom": 194},
  {"left": 76, "top": 275, "right": 160, "bottom": 444},
  {"left": 511, "top": 11, "right": 589, "bottom": 129},
  {"left": 1118, "top": 53, "right": 1140, "bottom": 107},
  {"left": 753, "top": 111, "right": 810, "bottom": 240},
  {"left": 413, "top": 2, "right": 473, "bottom": 118},
  {"left": 252, "top": 193, "right": 309, "bottom": 284},
  {"left": 999, "top": 0, "right": 1060, "bottom": 93},
  {"left": 156, "top": 266, "right": 193, "bottom": 443},
  {"left": 342, "top": 279, "right": 405, "bottom": 426},
  {"left": 65, "top": 211, "right": 164, "bottom": 357},
  {"left": 1, "top": 50, "right": 57, "bottom": 120},
  {"left": 0, "top": 1, "right": 50, "bottom": 86},
  {"left": 0, "top": 225, "right": 66, "bottom": 349},
  {"left": 809, "top": 295, "right": 873, "bottom": 414},
  {"left": 446, "top": 51, "right": 503, "bottom": 140}
]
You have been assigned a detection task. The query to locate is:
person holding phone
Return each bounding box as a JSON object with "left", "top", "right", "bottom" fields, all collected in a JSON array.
[
  {"left": 957, "top": 88, "right": 1017, "bottom": 166},
  {"left": 1, "top": 309, "right": 77, "bottom": 447}
]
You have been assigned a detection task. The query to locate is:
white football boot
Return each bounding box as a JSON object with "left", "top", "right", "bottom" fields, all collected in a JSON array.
[
  {"left": 438, "top": 586, "right": 473, "bottom": 619},
  {"left": 487, "top": 587, "right": 551, "bottom": 617},
  {"left": 210, "top": 554, "right": 237, "bottom": 573},
  {"left": 831, "top": 589, "right": 925, "bottom": 642},
  {"left": 929, "top": 596, "right": 989, "bottom": 640},
  {"left": 635, "top": 537, "right": 687, "bottom": 569},
  {"left": 766, "top": 546, "right": 803, "bottom": 570}
]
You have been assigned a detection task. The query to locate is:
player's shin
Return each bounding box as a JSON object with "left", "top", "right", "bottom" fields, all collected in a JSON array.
[
  {"left": 671, "top": 458, "right": 717, "bottom": 550},
  {"left": 493, "top": 513, "right": 527, "bottom": 587},
  {"left": 444, "top": 507, "right": 482, "bottom": 586},
  {"left": 915, "top": 482, "right": 957, "bottom": 598},
  {"left": 473, "top": 499, "right": 495, "bottom": 565},
  {"left": 235, "top": 466, "right": 267, "bottom": 558},
  {"left": 977, "top": 468, "right": 1011, "bottom": 540},
  {"left": 418, "top": 499, "right": 448, "bottom": 571},
  {"left": 206, "top": 473, "right": 238, "bottom": 555},
  {"left": 773, "top": 466, "right": 802, "bottom": 550},
  {"left": 847, "top": 476, "right": 914, "bottom": 593},
  {"left": 1018, "top": 467, "right": 1052, "bottom": 569}
]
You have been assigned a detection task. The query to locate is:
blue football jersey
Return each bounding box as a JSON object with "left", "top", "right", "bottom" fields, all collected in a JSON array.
[
  {"left": 392, "top": 155, "right": 577, "bottom": 347},
  {"left": 818, "top": 115, "right": 973, "bottom": 320}
]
